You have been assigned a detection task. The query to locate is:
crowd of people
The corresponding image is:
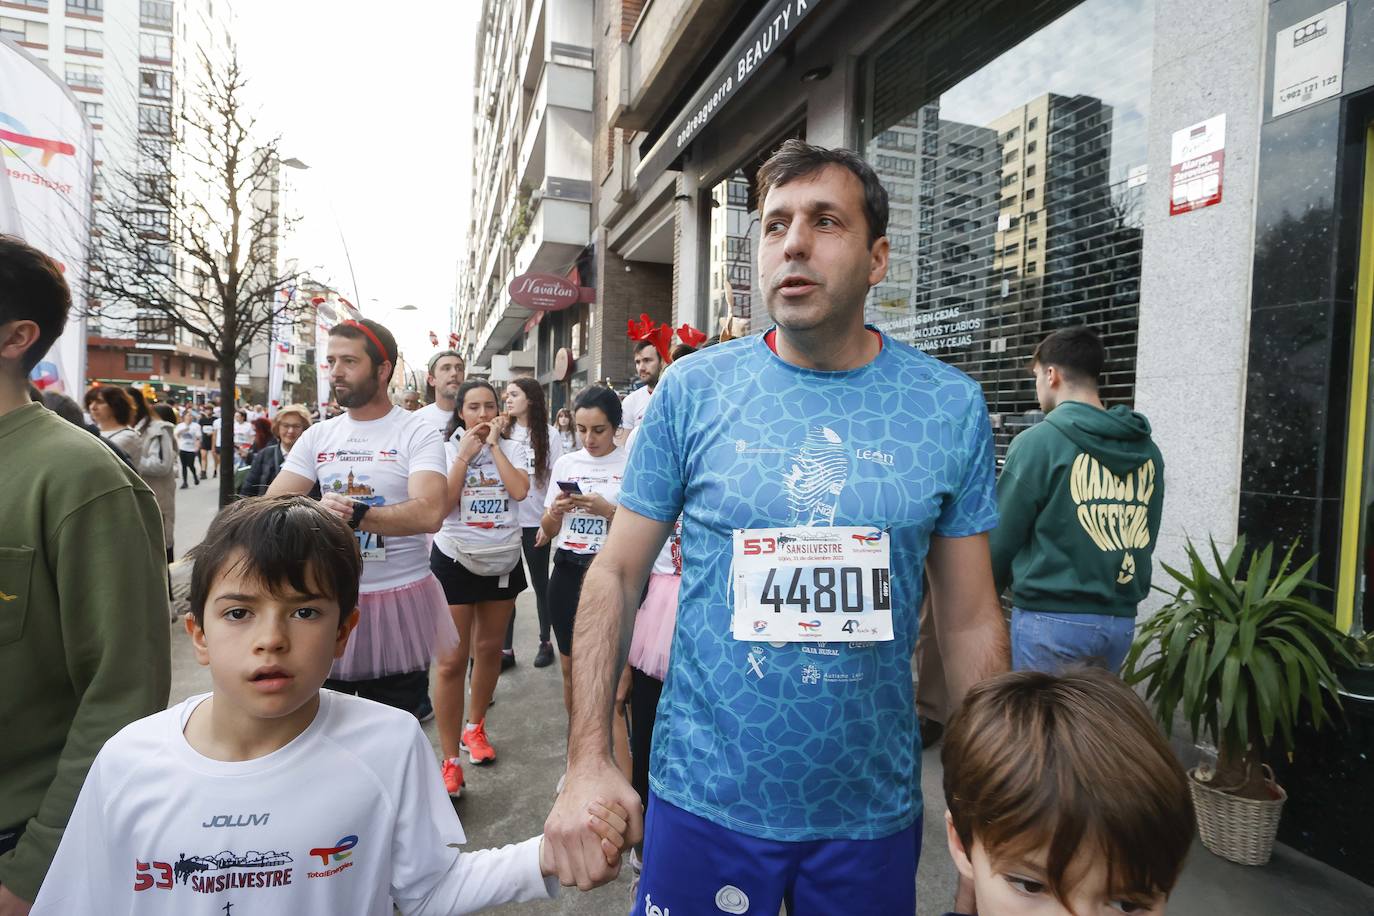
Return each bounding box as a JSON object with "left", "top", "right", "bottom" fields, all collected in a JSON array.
[{"left": 0, "top": 138, "right": 1193, "bottom": 916}]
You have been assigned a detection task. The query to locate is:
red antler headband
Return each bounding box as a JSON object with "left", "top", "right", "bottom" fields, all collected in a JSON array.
[{"left": 343, "top": 319, "right": 391, "bottom": 363}]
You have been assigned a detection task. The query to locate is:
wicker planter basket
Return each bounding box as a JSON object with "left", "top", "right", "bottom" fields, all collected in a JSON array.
[{"left": 1189, "top": 766, "right": 1287, "bottom": 866}]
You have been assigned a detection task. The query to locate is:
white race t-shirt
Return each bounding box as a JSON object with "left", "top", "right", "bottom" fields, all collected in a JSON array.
[
  {"left": 509, "top": 422, "right": 564, "bottom": 529},
  {"left": 282, "top": 406, "right": 447, "bottom": 592},
  {"left": 543, "top": 447, "right": 628, "bottom": 555},
  {"left": 174, "top": 422, "right": 199, "bottom": 453},
  {"left": 32, "top": 691, "right": 556, "bottom": 915},
  {"left": 437, "top": 434, "right": 528, "bottom": 550},
  {"left": 619, "top": 384, "right": 653, "bottom": 432},
  {"left": 414, "top": 401, "right": 453, "bottom": 434},
  {"left": 233, "top": 421, "right": 252, "bottom": 447}
]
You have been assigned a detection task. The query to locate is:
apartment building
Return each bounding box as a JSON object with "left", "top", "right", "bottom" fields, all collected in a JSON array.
[{"left": 455, "top": 0, "right": 594, "bottom": 405}]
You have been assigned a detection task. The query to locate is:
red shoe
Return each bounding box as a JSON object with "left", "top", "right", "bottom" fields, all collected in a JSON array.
[
  {"left": 461, "top": 719, "right": 496, "bottom": 765},
  {"left": 441, "top": 757, "right": 464, "bottom": 798}
]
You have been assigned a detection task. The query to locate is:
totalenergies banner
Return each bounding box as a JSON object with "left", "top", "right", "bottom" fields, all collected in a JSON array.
[{"left": 0, "top": 38, "right": 94, "bottom": 395}]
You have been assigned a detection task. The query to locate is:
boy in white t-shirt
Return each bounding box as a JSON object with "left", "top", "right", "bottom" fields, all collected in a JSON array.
[{"left": 32, "top": 497, "right": 631, "bottom": 915}]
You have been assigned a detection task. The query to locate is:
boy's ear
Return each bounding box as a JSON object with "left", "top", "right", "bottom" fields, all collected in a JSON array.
[
  {"left": 334, "top": 608, "right": 360, "bottom": 659},
  {"left": 945, "top": 810, "right": 976, "bottom": 883},
  {"left": 185, "top": 614, "right": 211, "bottom": 667}
]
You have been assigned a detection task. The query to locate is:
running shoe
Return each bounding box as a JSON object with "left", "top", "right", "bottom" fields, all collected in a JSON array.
[
  {"left": 441, "top": 757, "right": 464, "bottom": 798},
  {"left": 500, "top": 649, "right": 516, "bottom": 671},
  {"left": 413, "top": 695, "right": 435, "bottom": 724},
  {"left": 461, "top": 719, "right": 496, "bottom": 765},
  {"left": 533, "top": 640, "right": 555, "bottom": 668}
]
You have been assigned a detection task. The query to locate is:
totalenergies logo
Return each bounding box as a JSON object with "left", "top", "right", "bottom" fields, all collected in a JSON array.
[
  {"left": 0, "top": 112, "right": 76, "bottom": 167},
  {"left": 308, "top": 834, "right": 358, "bottom": 865}
]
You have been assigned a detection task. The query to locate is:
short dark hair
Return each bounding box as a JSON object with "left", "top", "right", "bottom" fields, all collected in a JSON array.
[
  {"left": 0, "top": 234, "right": 73, "bottom": 374},
  {"left": 755, "top": 139, "right": 889, "bottom": 245},
  {"left": 1032, "top": 326, "right": 1104, "bottom": 386},
  {"left": 329, "top": 318, "right": 398, "bottom": 384},
  {"left": 153, "top": 403, "right": 175, "bottom": 423},
  {"left": 427, "top": 349, "right": 464, "bottom": 374},
  {"left": 574, "top": 385, "right": 623, "bottom": 428},
  {"left": 84, "top": 386, "right": 135, "bottom": 426},
  {"left": 42, "top": 390, "right": 86, "bottom": 426},
  {"left": 943, "top": 668, "right": 1193, "bottom": 905},
  {"left": 670, "top": 343, "right": 698, "bottom": 362},
  {"left": 188, "top": 496, "right": 362, "bottom": 629},
  {"left": 633, "top": 338, "right": 660, "bottom": 357}
]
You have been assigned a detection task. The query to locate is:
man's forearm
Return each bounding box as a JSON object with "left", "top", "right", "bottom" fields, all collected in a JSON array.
[
  {"left": 361, "top": 498, "right": 442, "bottom": 536},
  {"left": 938, "top": 599, "right": 1009, "bottom": 710},
  {"left": 566, "top": 558, "right": 637, "bottom": 766}
]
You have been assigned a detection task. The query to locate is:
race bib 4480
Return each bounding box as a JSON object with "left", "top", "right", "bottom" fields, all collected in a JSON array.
[{"left": 732, "top": 527, "right": 893, "bottom": 642}]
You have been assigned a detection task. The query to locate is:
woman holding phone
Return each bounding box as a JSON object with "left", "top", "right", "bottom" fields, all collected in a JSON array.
[{"left": 541, "top": 385, "right": 630, "bottom": 782}]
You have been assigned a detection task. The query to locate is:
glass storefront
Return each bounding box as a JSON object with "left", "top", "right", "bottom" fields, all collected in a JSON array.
[{"left": 862, "top": 0, "right": 1154, "bottom": 458}]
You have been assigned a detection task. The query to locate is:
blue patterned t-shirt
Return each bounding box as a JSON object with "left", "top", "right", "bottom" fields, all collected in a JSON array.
[{"left": 618, "top": 329, "right": 998, "bottom": 841}]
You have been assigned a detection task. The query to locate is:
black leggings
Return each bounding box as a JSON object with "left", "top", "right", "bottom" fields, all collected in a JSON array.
[
  {"left": 506, "top": 526, "right": 552, "bottom": 649},
  {"left": 548, "top": 550, "right": 593, "bottom": 656},
  {"left": 179, "top": 450, "right": 199, "bottom": 485},
  {"left": 629, "top": 666, "right": 664, "bottom": 811}
]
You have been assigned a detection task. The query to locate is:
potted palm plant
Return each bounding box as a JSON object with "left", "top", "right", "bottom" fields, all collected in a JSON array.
[{"left": 1122, "top": 536, "right": 1353, "bottom": 866}]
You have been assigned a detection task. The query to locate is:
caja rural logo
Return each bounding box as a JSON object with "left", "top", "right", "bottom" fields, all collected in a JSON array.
[{"left": 0, "top": 112, "right": 75, "bottom": 166}]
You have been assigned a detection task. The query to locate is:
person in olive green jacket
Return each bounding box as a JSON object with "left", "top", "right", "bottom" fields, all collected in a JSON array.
[
  {"left": 0, "top": 235, "right": 170, "bottom": 913},
  {"left": 990, "top": 326, "right": 1164, "bottom": 674}
]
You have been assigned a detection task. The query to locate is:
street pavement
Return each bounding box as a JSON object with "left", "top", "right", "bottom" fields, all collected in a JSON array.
[{"left": 165, "top": 481, "right": 1374, "bottom": 915}]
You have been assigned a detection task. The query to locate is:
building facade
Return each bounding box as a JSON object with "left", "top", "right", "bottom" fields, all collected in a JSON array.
[{"left": 565, "top": 0, "right": 1374, "bottom": 884}]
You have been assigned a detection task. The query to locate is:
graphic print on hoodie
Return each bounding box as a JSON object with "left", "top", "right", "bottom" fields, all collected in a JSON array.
[{"left": 989, "top": 401, "right": 1164, "bottom": 618}]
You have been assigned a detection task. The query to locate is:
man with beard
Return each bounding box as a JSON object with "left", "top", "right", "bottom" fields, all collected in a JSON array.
[
  {"left": 417, "top": 350, "right": 465, "bottom": 433},
  {"left": 543, "top": 141, "right": 1008, "bottom": 912},
  {"left": 268, "top": 319, "right": 454, "bottom": 719},
  {"left": 618, "top": 339, "right": 663, "bottom": 436}
]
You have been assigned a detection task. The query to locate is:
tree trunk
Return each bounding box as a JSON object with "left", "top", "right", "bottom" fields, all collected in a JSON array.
[
  {"left": 218, "top": 359, "right": 237, "bottom": 507},
  {"left": 1215, "top": 745, "right": 1275, "bottom": 801}
]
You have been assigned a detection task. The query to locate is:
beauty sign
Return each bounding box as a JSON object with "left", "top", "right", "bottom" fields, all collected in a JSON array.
[{"left": 1169, "top": 115, "right": 1225, "bottom": 216}]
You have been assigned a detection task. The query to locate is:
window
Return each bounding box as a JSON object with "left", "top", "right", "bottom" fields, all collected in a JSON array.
[
  {"left": 1024, "top": 187, "right": 1037, "bottom": 202},
  {"left": 81, "top": 100, "right": 102, "bottom": 124},
  {"left": 65, "top": 62, "right": 101, "bottom": 88},
  {"left": 160, "top": 355, "right": 171, "bottom": 373},
  {"left": 140, "top": 68, "right": 171, "bottom": 99},
  {"left": 66, "top": 0, "right": 102, "bottom": 15},
  {"left": 1003, "top": 148, "right": 1019, "bottom": 165},
  {"left": 138, "top": 104, "right": 171, "bottom": 135},
  {"left": 1026, "top": 140, "right": 1038, "bottom": 154},
  {"left": 136, "top": 173, "right": 169, "bottom": 201},
  {"left": 135, "top": 208, "right": 169, "bottom": 236},
  {"left": 1027, "top": 117, "right": 1038, "bottom": 132},
  {"left": 726, "top": 237, "right": 750, "bottom": 261},
  {"left": 1001, "top": 173, "right": 1019, "bottom": 187},
  {"left": 1003, "top": 242, "right": 1019, "bottom": 257},
  {"left": 140, "top": 0, "right": 172, "bottom": 27},
  {"left": 125, "top": 353, "right": 154, "bottom": 371},
  {"left": 1, "top": 17, "right": 48, "bottom": 45},
  {"left": 1025, "top": 163, "right": 1037, "bottom": 178},
  {"left": 65, "top": 26, "right": 100, "bottom": 52},
  {"left": 1026, "top": 261, "right": 1037, "bottom": 274},
  {"left": 139, "top": 32, "right": 172, "bottom": 61},
  {"left": 1027, "top": 237, "right": 1039, "bottom": 250},
  {"left": 1001, "top": 127, "right": 1019, "bottom": 143},
  {"left": 1026, "top": 210, "right": 1039, "bottom": 225}
]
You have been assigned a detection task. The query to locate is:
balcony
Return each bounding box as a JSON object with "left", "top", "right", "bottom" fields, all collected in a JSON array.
[{"left": 516, "top": 61, "right": 592, "bottom": 194}]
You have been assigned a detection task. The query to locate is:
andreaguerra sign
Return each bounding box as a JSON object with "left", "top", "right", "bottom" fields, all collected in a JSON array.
[{"left": 507, "top": 272, "right": 595, "bottom": 312}]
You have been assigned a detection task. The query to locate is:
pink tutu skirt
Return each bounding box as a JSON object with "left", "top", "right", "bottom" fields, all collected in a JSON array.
[
  {"left": 629, "top": 573, "right": 680, "bottom": 681},
  {"left": 331, "top": 574, "right": 460, "bottom": 681}
]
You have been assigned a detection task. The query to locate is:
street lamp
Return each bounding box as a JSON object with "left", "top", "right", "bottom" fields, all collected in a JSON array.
[{"left": 280, "top": 155, "right": 361, "bottom": 304}]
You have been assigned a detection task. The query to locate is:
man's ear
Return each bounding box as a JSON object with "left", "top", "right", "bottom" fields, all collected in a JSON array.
[
  {"left": 186, "top": 614, "right": 211, "bottom": 667},
  {"left": 334, "top": 608, "right": 361, "bottom": 659},
  {"left": 945, "top": 810, "right": 976, "bottom": 883},
  {"left": 0, "top": 319, "right": 41, "bottom": 364}
]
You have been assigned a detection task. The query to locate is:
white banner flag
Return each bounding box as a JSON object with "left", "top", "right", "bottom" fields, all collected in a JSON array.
[
  {"left": 0, "top": 38, "right": 94, "bottom": 396},
  {"left": 315, "top": 299, "right": 334, "bottom": 418}
]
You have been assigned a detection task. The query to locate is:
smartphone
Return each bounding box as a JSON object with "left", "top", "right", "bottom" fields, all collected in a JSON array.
[{"left": 557, "top": 480, "right": 583, "bottom": 495}]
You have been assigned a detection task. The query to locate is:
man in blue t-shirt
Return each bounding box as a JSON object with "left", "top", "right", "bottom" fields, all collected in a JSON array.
[{"left": 542, "top": 140, "right": 1009, "bottom": 913}]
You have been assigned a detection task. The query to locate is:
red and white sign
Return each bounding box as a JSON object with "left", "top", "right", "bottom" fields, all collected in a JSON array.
[
  {"left": 1169, "top": 114, "right": 1225, "bottom": 216},
  {"left": 508, "top": 273, "right": 580, "bottom": 311}
]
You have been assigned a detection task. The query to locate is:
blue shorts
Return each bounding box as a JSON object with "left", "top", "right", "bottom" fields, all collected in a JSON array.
[{"left": 633, "top": 793, "right": 921, "bottom": 915}]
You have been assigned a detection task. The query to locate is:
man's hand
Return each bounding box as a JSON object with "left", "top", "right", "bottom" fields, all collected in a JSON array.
[
  {"left": 319, "top": 492, "right": 357, "bottom": 523},
  {"left": 539, "top": 799, "right": 631, "bottom": 877},
  {"left": 543, "top": 761, "right": 643, "bottom": 890},
  {"left": 0, "top": 885, "right": 32, "bottom": 916}
]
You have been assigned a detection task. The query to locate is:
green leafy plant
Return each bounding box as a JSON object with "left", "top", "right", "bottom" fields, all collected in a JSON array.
[{"left": 1123, "top": 537, "right": 1353, "bottom": 799}]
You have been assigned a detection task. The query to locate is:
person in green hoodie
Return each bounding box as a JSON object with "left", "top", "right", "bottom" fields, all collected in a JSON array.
[
  {"left": 0, "top": 235, "right": 170, "bottom": 914},
  {"left": 990, "top": 326, "right": 1164, "bottom": 674}
]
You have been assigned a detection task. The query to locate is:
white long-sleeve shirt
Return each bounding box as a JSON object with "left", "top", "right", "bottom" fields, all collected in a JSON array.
[{"left": 33, "top": 691, "right": 558, "bottom": 915}]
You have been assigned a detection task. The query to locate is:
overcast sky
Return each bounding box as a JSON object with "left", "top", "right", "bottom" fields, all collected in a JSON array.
[{"left": 233, "top": 0, "right": 479, "bottom": 366}]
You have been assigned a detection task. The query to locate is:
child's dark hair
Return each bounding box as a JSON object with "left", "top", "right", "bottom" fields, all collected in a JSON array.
[
  {"left": 574, "top": 385, "right": 622, "bottom": 428},
  {"left": 942, "top": 668, "right": 1193, "bottom": 905},
  {"left": 1031, "top": 325, "right": 1105, "bottom": 386},
  {"left": 188, "top": 496, "right": 362, "bottom": 628}
]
